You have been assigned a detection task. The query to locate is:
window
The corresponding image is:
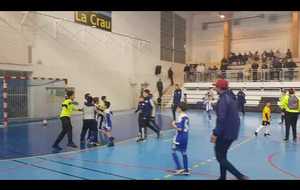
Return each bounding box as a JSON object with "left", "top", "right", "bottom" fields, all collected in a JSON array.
[{"left": 160, "top": 12, "right": 186, "bottom": 64}]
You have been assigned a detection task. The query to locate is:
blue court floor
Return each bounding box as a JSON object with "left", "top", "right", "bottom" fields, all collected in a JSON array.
[{"left": 0, "top": 109, "right": 299, "bottom": 180}]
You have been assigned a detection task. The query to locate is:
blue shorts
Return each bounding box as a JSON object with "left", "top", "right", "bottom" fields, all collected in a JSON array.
[{"left": 172, "top": 138, "right": 187, "bottom": 152}]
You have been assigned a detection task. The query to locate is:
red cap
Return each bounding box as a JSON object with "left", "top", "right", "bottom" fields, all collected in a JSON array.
[{"left": 213, "top": 79, "right": 229, "bottom": 90}]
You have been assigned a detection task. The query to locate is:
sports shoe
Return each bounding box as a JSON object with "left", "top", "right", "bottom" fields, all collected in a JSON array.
[
  {"left": 107, "top": 142, "right": 114, "bottom": 147},
  {"left": 180, "top": 170, "right": 191, "bottom": 175},
  {"left": 173, "top": 169, "right": 185, "bottom": 175},
  {"left": 136, "top": 138, "right": 144, "bottom": 142},
  {"left": 283, "top": 138, "right": 289, "bottom": 142},
  {"left": 157, "top": 131, "right": 161, "bottom": 139},
  {"left": 254, "top": 132, "right": 258, "bottom": 136},
  {"left": 240, "top": 175, "right": 250, "bottom": 180},
  {"left": 67, "top": 143, "right": 78, "bottom": 148},
  {"left": 52, "top": 144, "right": 63, "bottom": 150}
]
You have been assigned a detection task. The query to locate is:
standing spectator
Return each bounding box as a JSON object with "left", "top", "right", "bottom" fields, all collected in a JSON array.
[
  {"left": 168, "top": 67, "right": 174, "bottom": 86},
  {"left": 172, "top": 84, "right": 183, "bottom": 121},
  {"left": 286, "top": 58, "right": 297, "bottom": 81},
  {"left": 220, "top": 63, "right": 227, "bottom": 79},
  {"left": 197, "top": 63, "right": 205, "bottom": 81},
  {"left": 237, "top": 89, "right": 246, "bottom": 116},
  {"left": 280, "top": 88, "right": 299, "bottom": 143},
  {"left": 261, "top": 61, "right": 268, "bottom": 81},
  {"left": 156, "top": 78, "right": 164, "bottom": 98},
  {"left": 184, "top": 64, "right": 191, "bottom": 82},
  {"left": 286, "top": 49, "right": 292, "bottom": 59},
  {"left": 251, "top": 61, "right": 259, "bottom": 81},
  {"left": 210, "top": 79, "right": 249, "bottom": 180}
]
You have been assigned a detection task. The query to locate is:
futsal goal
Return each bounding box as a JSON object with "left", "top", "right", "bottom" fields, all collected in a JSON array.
[{"left": 0, "top": 75, "right": 69, "bottom": 127}]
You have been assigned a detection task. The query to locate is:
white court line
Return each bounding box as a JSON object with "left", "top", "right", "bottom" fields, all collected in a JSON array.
[
  {"left": 0, "top": 129, "right": 174, "bottom": 162},
  {"left": 161, "top": 135, "right": 256, "bottom": 179}
]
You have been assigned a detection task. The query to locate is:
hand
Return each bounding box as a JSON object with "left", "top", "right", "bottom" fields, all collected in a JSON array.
[
  {"left": 171, "top": 121, "right": 176, "bottom": 128},
  {"left": 210, "top": 134, "right": 217, "bottom": 144}
]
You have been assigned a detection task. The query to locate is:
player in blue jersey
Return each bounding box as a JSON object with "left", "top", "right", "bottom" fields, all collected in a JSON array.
[
  {"left": 171, "top": 102, "right": 190, "bottom": 175},
  {"left": 100, "top": 101, "right": 114, "bottom": 147}
]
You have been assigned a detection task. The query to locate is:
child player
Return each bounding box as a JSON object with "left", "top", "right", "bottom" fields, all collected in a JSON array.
[
  {"left": 100, "top": 101, "right": 115, "bottom": 147},
  {"left": 171, "top": 102, "right": 191, "bottom": 175},
  {"left": 135, "top": 96, "right": 146, "bottom": 142},
  {"left": 255, "top": 102, "right": 271, "bottom": 136}
]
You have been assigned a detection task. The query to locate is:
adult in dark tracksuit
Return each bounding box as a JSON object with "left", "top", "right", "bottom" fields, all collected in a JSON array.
[
  {"left": 142, "top": 89, "right": 160, "bottom": 138},
  {"left": 237, "top": 89, "right": 246, "bottom": 116},
  {"left": 52, "top": 90, "right": 80, "bottom": 150},
  {"left": 172, "top": 84, "right": 183, "bottom": 121},
  {"left": 210, "top": 79, "right": 249, "bottom": 180}
]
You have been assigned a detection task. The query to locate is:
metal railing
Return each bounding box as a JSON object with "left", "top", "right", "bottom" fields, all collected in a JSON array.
[{"left": 184, "top": 68, "right": 300, "bottom": 83}]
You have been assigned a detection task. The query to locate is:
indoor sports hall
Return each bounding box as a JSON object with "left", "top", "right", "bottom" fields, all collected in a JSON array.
[{"left": 0, "top": 11, "right": 300, "bottom": 180}]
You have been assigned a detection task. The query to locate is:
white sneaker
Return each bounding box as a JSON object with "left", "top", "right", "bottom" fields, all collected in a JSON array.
[{"left": 173, "top": 169, "right": 185, "bottom": 175}]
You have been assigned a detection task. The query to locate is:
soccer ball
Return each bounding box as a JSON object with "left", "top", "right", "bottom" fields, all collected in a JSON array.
[{"left": 42, "top": 119, "right": 48, "bottom": 126}]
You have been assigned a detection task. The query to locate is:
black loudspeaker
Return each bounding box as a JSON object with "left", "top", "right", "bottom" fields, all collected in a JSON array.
[{"left": 155, "top": 65, "right": 162, "bottom": 75}]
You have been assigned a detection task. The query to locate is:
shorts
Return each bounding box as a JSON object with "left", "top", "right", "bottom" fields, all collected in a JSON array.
[
  {"left": 262, "top": 121, "right": 270, "bottom": 126},
  {"left": 103, "top": 125, "right": 112, "bottom": 131},
  {"left": 172, "top": 137, "right": 187, "bottom": 152}
]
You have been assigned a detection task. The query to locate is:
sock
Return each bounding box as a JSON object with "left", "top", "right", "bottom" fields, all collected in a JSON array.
[
  {"left": 182, "top": 153, "right": 188, "bottom": 171},
  {"left": 172, "top": 152, "right": 181, "bottom": 170}
]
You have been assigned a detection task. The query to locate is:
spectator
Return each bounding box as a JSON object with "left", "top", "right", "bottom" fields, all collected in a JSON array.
[
  {"left": 220, "top": 63, "right": 227, "bottom": 79},
  {"left": 238, "top": 53, "right": 243, "bottom": 65},
  {"left": 286, "top": 58, "right": 297, "bottom": 81},
  {"left": 184, "top": 64, "right": 191, "bottom": 82},
  {"left": 275, "top": 50, "right": 281, "bottom": 58},
  {"left": 261, "top": 61, "right": 268, "bottom": 81},
  {"left": 272, "top": 58, "right": 282, "bottom": 81},
  {"left": 286, "top": 49, "right": 292, "bottom": 59},
  {"left": 156, "top": 78, "right": 163, "bottom": 98},
  {"left": 251, "top": 61, "right": 259, "bottom": 81},
  {"left": 168, "top": 67, "right": 174, "bottom": 86},
  {"left": 237, "top": 89, "right": 246, "bottom": 116},
  {"left": 197, "top": 64, "right": 205, "bottom": 81},
  {"left": 211, "top": 79, "right": 249, "bottom": 180}
]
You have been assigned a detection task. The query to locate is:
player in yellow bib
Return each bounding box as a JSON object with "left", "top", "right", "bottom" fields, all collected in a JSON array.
[
  {"left": 52, "top": 90, "right": 81, "bottom": 150},
  {"left": 255, "top": 102, "right": 271, "bottom": 136}
]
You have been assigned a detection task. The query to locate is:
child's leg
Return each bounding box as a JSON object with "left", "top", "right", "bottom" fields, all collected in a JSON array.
[
  {"left": 181, "top": 151, "right": 188, "bottom": 172},
  {"left": 172, "top": 149, "right": 182, "bottom": 170},
  {"left": 207, "top": 110, "right": 212, "bottom": 120},
  {"left": 255, "top": 123, "right": 264, "bottom": 134},
  {"left": 264, "top": 122, "right": 270, "bottom": 135}
]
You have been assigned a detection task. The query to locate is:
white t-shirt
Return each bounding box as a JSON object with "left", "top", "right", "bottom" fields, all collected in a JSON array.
[{"left": 83, "top": 104, "right": 97, "bottom": 120}]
